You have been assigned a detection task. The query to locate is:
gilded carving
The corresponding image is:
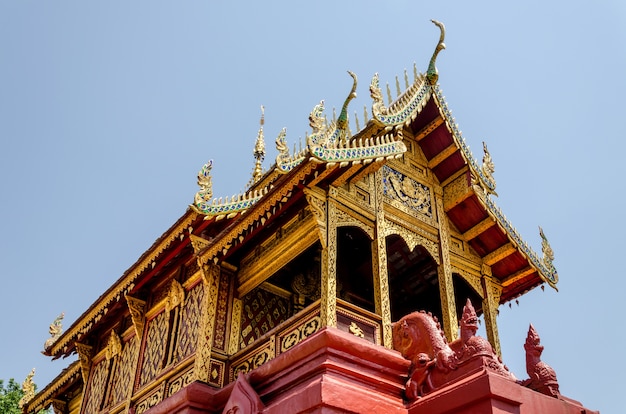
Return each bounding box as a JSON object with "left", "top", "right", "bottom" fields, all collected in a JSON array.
[
  {"left": 240, "top": 288, "right": 289, "bottom": 347},
  {"left": 304, "top": 187, "right": 327, "bottom": 248},
  {"left": 279, "top": 315, "right": 321, "bottom": 353},
  {"left": 74, "top": 342, "right": 93, "bottom": 385},
  {"left": 165, "top": 279, "right": 185, "bottom": 313},
  {"left": 139, "top": 311, "right": 169, "bottom": 386},
  {"left": 481, "top": 274, "right": 503, "bottom": 356},
  {"left": 125, "top": 294, "right": 146, "bottom": 339},
  {"left": 373, "top": 170, "right": 393, "bottom": 348},
  {"left": 382, "top": 219, "right": 440, "bottom": 265},
  {"left": 228, "top": 298, "right": 243, "bottom": 355},
  {"left": 193, "top": 262, "right": 220, "bottom": 382},
  {"left": 109, "top": 335, "right": 139, "bottom": 407},
  {"left": 213, "top": 270, "right": 230, "bottom": 350},
  {"left": 134, "top": 383, "right": 165, "bottom": 414},
  {"left": 175, "top": 282, "right": 204, "bottom": 360},
  {"left": 105, "top": 330, "right": 122, "bottom": 360},
  {"left": 382, "top": 165, "right": 432, "bottom": 217},
  {"left": 320, "top": 199, "right": 338, "bottom": 328},
  {"left": 335, "top": 207, "right": 374, "bottom": 239},
  {"left": 349, "top": 322, "right": 365, "bottom": 338},
  {"left": 81, "top": 358, "right": 110, "bottom": 414},
  {"left": 43, "top": 313, "right": 64, "bottom": 351},
  {"left": 231, "top": 338, "right": 276, "bottom": 380},
  {"left": 18, "top": 368, "right": 35, "bottom": 409},
  {"left": 435, "top": 194, "right": 458, "bottom": 342},
  {"left": 189, "top": 234, "right": 210, "bottom": 255},
  {"left": 167, "top": 366, "right": 195, "bottom": 397}
]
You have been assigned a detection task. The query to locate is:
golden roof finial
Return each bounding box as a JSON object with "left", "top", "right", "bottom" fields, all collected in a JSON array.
[
  {"left": 539, "top": 226, "right": 555, "bottom": 267},
  {"left": 43, "top": 312, "right": 64, "bottom": 351},
  {"left": 252, "top": 105, "right": 266, "bottom": 184},
  {"left": 427, "top": 19, "right": 446, "bottom": 85},
  {"left": 18, "top": 368, "right": 36, "bottom": 409}
]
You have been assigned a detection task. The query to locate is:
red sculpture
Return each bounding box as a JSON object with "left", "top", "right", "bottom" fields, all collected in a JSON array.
[
  {"left": 392, "top": 299, "right": 515, "bottom": 401},
  {"left": 520, "top": 323, "right": 561, "bottom": 398}
]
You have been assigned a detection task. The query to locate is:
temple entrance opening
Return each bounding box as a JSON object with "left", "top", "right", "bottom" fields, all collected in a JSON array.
[{"left": 386, "top": 235, "right": 441, "bottom": 322}]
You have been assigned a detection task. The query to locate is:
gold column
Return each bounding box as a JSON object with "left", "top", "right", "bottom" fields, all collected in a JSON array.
[
  {"left": 193, "top": 262, "right": 221, "bottom": 382},
  {"left": 434, "top": 192, "right": 458, "bottom": 342},
  {"left": 373, "top": 170, "right": 393, "bottom": 348},
  {"left": 228, "top": 297, "right": 243, "bottom": 355},
  {"left": 481, "top": 265, "right": 503, "bottom": 357},
  {"left": 320, "top": 188, "right": 338, "bottom": 328}
]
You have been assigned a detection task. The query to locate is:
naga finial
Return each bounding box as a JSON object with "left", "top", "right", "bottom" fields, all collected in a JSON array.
[
  {"left": 427, "top": 19, "right": 446, "bottom": 85},
  {"left": 481, "top": 141, "right": 497, "bottom": 196},
  {"left": 308, "top": 100, "right": 326, "bottom": 134},
  {"left": 193, "top": 160, "right": 214, "bottom": 208},
  {"left": 252, "top": 106, "right": 266, "bottom": 184},
  {"left": 18, "top": 368, "right": 36, "bottom": 408},
  {"left": 337, "top": 71, "right": 358, "bottom": 136},
  {"left": 539, "top": 227, "right": 555, "bottom": 266},
  {"left": 43, "top": 312, "right": 64, "bottom": 351}
]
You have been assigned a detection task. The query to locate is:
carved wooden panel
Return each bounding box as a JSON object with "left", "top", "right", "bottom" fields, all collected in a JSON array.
[
  {"left": 240, "top": 288, "right": 289, "bottom": 348},
  {"left": 109, "top": 335, "right": 139, "bottom": 407},
  {"left": 213, "top": 270, "right": 230, "bottom": 350},
  {"left": 175, "top": 283, "right": 204, "bottom": 360},
  {"left": 382, "top": 165, "right": 432, "bottom": 218},
  {"left": 139, "top": 311, "right": 168, "bottom": 387},
  {"left": 81, "top": 358, "right": 109, "bottom": 414}
]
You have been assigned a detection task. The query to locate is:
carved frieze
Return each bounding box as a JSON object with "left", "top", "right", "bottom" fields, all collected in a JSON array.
[
  {"left": 278, "top": 315, "right": 321, "bottom": 353},
  {"left": 382, "top": 165, "right": 432, "bottom": 218}
]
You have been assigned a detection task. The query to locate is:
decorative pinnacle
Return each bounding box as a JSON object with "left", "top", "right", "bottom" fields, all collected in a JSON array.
[
  {"left": 252, "top": 105, "right": 266, "bottom": 184},
  {"left": 337, "top": 71, "right": 358, "bottom": 133},
  {"left": 427, "top": 19, "right": 446, "bottom": 85}
]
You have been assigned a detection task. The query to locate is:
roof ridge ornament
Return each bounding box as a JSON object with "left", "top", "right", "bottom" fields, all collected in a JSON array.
[
  {"left": 539, "top": 227, "right": 555, "bottom": 268},
  {"left": 194, "top": 160, "right": 213, "bottom": 209},
  {"left": 18, "top": 368, "right": 36, "bottom": 409},
  {"left": 250, "top": 106, "right": 266, "bottom": 185},
  {"left": 43, "top": 312, "right": 64, "bottom": 352},
  {"left": 427, "top": 19, "right": 446, "bottom": 85},
  {"left": 336, "top": 70, "right": 358, "bottom": 145}
]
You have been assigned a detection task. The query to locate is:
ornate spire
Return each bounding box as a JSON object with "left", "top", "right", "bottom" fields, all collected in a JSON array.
[
  {"left": 427, "top": 19, "right": 446, "bottom": 85},
  {"left": 252, "top": 106, "right": 266, "bottom": 185},
  {"left": 43, "top": 312, "right": 64, "bottom": 351}
]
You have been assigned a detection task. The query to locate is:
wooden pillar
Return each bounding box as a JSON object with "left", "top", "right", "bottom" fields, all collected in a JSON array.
[
  {"left": 373, "top": 169, "right": 393, "bottom": 348},
  {"left": 434, "top": 192, "right": 458, "bottom": 342},
  {"left": 320, "top": 188, "right": 338, "bottom": 328},
  {"left": 228, "top": 297, "right": 243, "bottom": 356},
  {"left": 481, "top": 265, "right": 503, "bottom": 357},
  {"left": 193, "top": 262, "right": 221, "bottom": 382}
]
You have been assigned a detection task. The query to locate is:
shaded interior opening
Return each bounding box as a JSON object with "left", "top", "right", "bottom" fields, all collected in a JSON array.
[
  {"left": 267, "top": 241, "right": 322, "bottom": 314},
  {"left": 336, "top": 226, "right": 375, "bottom": 313},
  {"left": 386, "top": 235, "right": 441, "bottom": 322},
  {"left": 452, "top": 273, "right": 484, "bottom": 321}
]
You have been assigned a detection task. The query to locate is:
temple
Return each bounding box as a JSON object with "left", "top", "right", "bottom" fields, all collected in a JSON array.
[{"left": 24, "top": 21, "right": 597, "bottom": 414}]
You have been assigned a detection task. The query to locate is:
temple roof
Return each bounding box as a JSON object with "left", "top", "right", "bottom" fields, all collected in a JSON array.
[{"left": 42, "top": 20, "right": 557, "bottom": 361}]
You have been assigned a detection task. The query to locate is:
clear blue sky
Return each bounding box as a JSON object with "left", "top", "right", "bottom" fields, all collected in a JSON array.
[{"left": 1, "top": 2, "right": 624, "bottom": 412}]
